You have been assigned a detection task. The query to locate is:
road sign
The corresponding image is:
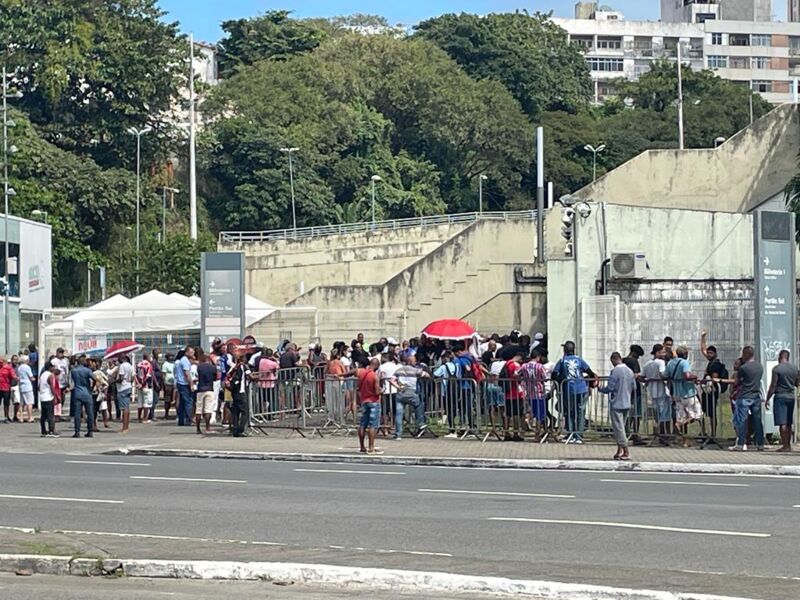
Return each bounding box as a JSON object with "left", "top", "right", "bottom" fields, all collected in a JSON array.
[
  {"left": 200, "top": 252, "right": 245, "bottom": 349},
  {"left": 753, "top": 211, "right": 796, "bottom": 435}
]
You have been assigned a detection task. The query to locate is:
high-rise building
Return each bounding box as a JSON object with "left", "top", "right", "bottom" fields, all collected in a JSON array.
[
  {"left": 661, "top": 0, "right": 773, "bottom": 23},
  {"left": 555, "top": 2, "right": 800, "bottom": 105},
  {"left": 790, "top": 0, "right": 800, "bottom": 22},
  {"left": 574, "top": 2, "right": 598, "bottom": 19}
]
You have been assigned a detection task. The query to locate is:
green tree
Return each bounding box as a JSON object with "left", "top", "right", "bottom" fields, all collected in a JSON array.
[
  {"left": 217, "top": 10, "right": 328, "bottom": 76},
  {"left": 0, "top": 0, "right": 186, "bottom": 167},
  {"left": 415, "top": 12, "right": 592, "bottom": 119}
]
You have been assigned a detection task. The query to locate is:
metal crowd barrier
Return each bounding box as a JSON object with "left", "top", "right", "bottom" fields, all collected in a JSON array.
[{"left": 247, "top": 365, "right": 733, "bottom": 446}]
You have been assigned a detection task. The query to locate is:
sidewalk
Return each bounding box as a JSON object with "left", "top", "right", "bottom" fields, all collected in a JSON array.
[{"left": 2, "top": 420, "right": 798, "bottom": 473}]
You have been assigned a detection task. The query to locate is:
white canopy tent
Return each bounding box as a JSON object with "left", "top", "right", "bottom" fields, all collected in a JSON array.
[{"left": 43, "top": 291, "right": 275, "bottom": 351}]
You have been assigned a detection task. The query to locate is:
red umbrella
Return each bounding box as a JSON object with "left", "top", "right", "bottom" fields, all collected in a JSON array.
[
  {"left": 103, "top": 340, "right": 144, "bottom": 361},
  {"left": 421, "top": 319, "right": 476, "bottom": 340}
]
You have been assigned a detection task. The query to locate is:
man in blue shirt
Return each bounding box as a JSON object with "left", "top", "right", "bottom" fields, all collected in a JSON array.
[
  {"left": 174, "top": 346, "right": 195, "bottom": 426},
  {"left": 666, "top": 345, "right": 702, "bottom": 447},
  {"left": 70, "top": 356, "right": 95, "bottom": 438},
  {"left": 552, "top": 341, "right": 596, "bottom": 444},
  {"left": 453, "top": 347, "right": 477, "bottom": 434}
]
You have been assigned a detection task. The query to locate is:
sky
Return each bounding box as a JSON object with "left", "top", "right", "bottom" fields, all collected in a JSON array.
[{"left": 157, "top": 1, "right": 662, "bottom": 42}]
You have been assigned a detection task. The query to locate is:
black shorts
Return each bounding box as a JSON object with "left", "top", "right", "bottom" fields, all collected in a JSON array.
[
  {"left": 0, "top": 390, "right": 10, "bottom": 408},
  {"left": 505, "top": 398, "right": 524, "bottom": 417}
]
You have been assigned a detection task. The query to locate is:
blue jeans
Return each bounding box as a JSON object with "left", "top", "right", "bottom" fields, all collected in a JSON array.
[
  {"left": 394, "top": 390, "right": 425, "bottom": 437},
  {"left": 73, "top": 395, "right": 94, "bottom": 435},
  {"left": 564, "top": 392, "right": 587, "bottom": 435},
  {"left": 734, "top": 396, "right": 764, "bottom": 447},
  {"left": 177, "top": 384, "right": 193, "bottom": 426}
]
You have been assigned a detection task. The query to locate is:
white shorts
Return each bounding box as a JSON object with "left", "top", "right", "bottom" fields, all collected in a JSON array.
[
  {"left": 138, "top": 388, "right": 154, "bottom": 408},
  {"left": 21, "top": 391, "right": 34, "bottom": 406},
  {"left": 676, "top": 395, "right": 703, "bottom": 425},
  {"left": 196, "top": 391, "right": 215, "bottom": 415}
]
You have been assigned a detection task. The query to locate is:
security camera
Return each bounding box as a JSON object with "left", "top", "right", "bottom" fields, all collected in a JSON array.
[{"left": 575, "top": 202, "right": 592, "bottom": 219}]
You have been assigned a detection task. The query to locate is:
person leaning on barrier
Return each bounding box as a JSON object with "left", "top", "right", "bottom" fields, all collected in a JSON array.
[
  {"left": 521, "top": 347, "right": 549, "bottom": 442},
  {"left": 699, "top": 331, "right": 729, "bottom": 440},
  {"left": 766, "top": 349, "right": 798, "bottom": 453},
  {"left": 665, "top": 346, "right": 702, "bottom": 448},
  {"left": 598, "top": 352, "right": 636, "bottom": 461},
  {"left": 730, "top": 346, "right": 764, "bottom": 452},
  {"left": 391, "top": 354, "right": 430, "bottom": 440},
  {"left": 552, "top": 341, "right": 596, "bottom": 444},
  {"left": 622, "top": 345, "right": 645, "bottom": 445}
]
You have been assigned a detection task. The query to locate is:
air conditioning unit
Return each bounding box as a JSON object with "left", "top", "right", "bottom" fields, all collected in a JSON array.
[{"left": 610, "top": 252, "right": 647, "bottom": 279}]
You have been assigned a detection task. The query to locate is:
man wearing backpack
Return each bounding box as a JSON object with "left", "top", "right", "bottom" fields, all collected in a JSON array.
[
  {"left": 552, "top": 341, "right": 596, "bottom": 444},
  {"left": 453, "top": 346, "right": 479, "bottom": 435},
  {"left": 700, "top": 331, "right": 729, "bottom": 440}
]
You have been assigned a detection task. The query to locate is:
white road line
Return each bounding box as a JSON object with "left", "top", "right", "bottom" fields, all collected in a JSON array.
[
  {"left": 793, "top": 505, "right": 800, "bottom": 508},
  {"left": 419, "top": 488, "right": 575, "bottom": 499},
  {"left": 65, "top": 460, "right": 151, "bottom": 467},
  {"left": 0, "top": 525, "right": 36, "bottom": 534},
  {"left": 56, "top": 529, "right": 286, "bottom": 546},
  {"left": 489, "top": 517, "right": 771, "bottom": 538},
  {"left": 599, "top": 479, "right": 749, "bottom": 488},
  {"left": 293, "top": 468, "right": 406, "bottom": 476},
  {"left": 129, "top": 476, "right": 247, "bottom": 484},
  {"left": 0, "top": 494, "right": 123, "bottom": 505}
]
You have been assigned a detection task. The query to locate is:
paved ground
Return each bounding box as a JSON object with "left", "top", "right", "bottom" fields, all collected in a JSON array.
[
  {"left": 1, "top": 419, "right": 798, "bottom": 466},
  {"left": 0, "top": 451, "right": 797, "bottom": 599},
  {"left": 0, "top": 573, "right": 486, "bottom": 599}
]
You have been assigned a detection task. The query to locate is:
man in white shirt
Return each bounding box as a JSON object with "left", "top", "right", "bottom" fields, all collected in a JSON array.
[
  {"left": 38, "top": 364, "right": 60, "bottom": 437},
  {"left": 379, "top": 353, "right": 399, "bottom": 434}
]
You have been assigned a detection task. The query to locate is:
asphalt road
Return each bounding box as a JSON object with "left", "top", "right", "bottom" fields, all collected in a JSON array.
[{"left": 0, "top": 451, "right": 798, "bottom": 599}]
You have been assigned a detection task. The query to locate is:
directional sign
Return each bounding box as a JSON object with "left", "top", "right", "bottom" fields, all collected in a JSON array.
[
  {"left": 200, "top": 252, "right": 245, "bottom": 349},
  {"left": 753, "top": 211, "right": 796, "bottom": 435}
]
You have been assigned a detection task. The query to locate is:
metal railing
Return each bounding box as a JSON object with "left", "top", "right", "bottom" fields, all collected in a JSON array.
[{"left": 219, "top": 210, "right": 537, "bottom": 244}]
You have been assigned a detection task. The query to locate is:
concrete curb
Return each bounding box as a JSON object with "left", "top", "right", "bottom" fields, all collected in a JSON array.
[
  {"left": 109, "top": 447, "right": 800, "bottom": 476},
  {"left": 0, "top": 554, "right": 755, "bottom": 600}
]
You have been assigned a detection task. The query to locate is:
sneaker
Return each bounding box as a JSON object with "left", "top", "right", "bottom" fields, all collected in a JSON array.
[
  {"left": 72, "top": 433, "right": 80, "bottom": 438},
  {"left": 504, "top": 433, "right": 513, "bottom": 442},
  {"left": 392, "top": 435, "right": 402, "bottom": 441},
  {"left": 84, "top": 432, "right": 93, "bottom": 438},
  {"left": 728, "top": 444, "right": 746, "bottom": 452},
  {"left": 574, "top": 437, "right": 585, "bottom": 445},
  {"left": 444, "top": 433, "right": 459, "bottom": 439}
]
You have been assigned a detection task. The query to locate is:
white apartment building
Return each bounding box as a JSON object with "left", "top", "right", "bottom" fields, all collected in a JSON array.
[{"left": 555, "top": 1, "right": 800, "bottom": 104}]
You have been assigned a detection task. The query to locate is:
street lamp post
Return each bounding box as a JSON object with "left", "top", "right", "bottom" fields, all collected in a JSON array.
[
  {"left": 161, "top": 186, "right": 179, "bottom": 244},
  {"left": 126, "top": 125, "right": 152, "bottom": 295},
  {"left": 478, "top": 174, "right": 488, "bottom": 214},
  {"left": 2, "top": 66, "right": 22, "bottom": 355},
  {"left": 583, "top": 143, "right": 606, "bottom": 183},
  {"left": 677, "top": 41, "right": 685, "bottom": 151},
  {"left": 31, "top": 209, "right": 48, "bottom": 224},
  {"left": 280, "top": 147, "right": 299, "bottom": 233},
  {"left": 370, "top": 175, "right": 382, "bottom": 225}
]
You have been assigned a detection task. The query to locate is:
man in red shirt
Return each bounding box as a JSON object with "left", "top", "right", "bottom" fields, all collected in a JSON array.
[
  {"left": 0, "top": 355, "right": 17, "bottom": 423},
  {"left": 356, "top": 357, "right": 383, "bottom": 455},
  {"left": 503, "top": 350, "right": 525, "bottom": 442}
]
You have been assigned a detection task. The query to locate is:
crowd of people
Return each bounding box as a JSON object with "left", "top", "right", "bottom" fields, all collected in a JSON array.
[{"left": 2, "top": 328, "right": 795, "bottom": 459}]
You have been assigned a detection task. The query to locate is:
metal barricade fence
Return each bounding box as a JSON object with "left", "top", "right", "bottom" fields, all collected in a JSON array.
[
  {"left": 554, "top": 377, "right": 611, "bottom": 443},
  {"left": 249, "top": 367, "right": 308, "bottom": 436}
]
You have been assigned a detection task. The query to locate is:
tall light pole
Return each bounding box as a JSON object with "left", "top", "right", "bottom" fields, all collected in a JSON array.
[
  {"left": 280, "top": 147, "right": 299, "bottom": 233},
  {"left": 161, "top": 186, "right": 179, "bottom": 243},
  {"left": 478, "top": 174, "right": 488, "bottom": 214},
  {"left": 677, "top": 41, "right": 685, "bottom": 151},
  {"left": 2, "top": 66, "right": 21, "bottom": 355},
  {"left": 583, "top": 143, "right": 606, "bottom": 182},
  {"left": 188, "top": 33, "right": 198, "bottom": 241},
  {"left": 31, "top": 209, "right": 48, "bottom": 224},
  {"left": 126, "top": 125, "right": 152, "bottom": 295},
  {"left": 370, "top": 175, "right": 382, "bottom": 225}
]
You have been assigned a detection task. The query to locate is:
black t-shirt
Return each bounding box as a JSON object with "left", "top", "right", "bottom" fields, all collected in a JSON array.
[
  {"left": 279, "top": 352, "right": 299, "bottom": 370},
  {"left": 368, "top": 342, "right": 385, "bottom": 356},
  {"left": 622, "top": 356, "right": 641, "bottom": 374},
  {"left": 706, "top": 359, "right": 725, "bottom": 379},
  {"left": 481, "top": 350, "right": 495, "bottom": 368},
  {"left": 499, "top": 344, "right": 523, "bottom": 361},
  {"left": 197, "top": 362, "right": 217, "bottom": 392}
]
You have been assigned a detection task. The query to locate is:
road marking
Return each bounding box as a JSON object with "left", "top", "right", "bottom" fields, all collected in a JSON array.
[
  {"left": 129, "top": 476, "right": 247, "bottom": 484},
  {"left": 418, "top": 488, "right": 575, "bottom": 499},
  {"left": 0, "top": 525, "right": 36, "bottom": 534},
  {"left": 0, "top": 494, "right": 123, "bottom": 505},
  {"left": 293, "top": 468, "right": 406, "bottom": 476},
  {"left": 488, "top": 517, "right": 770, "bottom": 538},
  {"left": 56, "top": 529, "right": 286, "bottom": 546},
  {"left": 793, "top": 505, "right": 800, "bottom": 508},
  {"left": 66, "top": 460, "right": 151, "bottom": 467},
  {"left": 599, "top": 479, "right": 749, "bottom": 488}
]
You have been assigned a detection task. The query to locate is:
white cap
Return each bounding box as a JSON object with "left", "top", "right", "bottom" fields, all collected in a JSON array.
[
  {"left": 534, "top": 332, "right": 544, "bottom": 341},
  {"left": 386, "top": 337, "right": 399, "bottom": 345}
]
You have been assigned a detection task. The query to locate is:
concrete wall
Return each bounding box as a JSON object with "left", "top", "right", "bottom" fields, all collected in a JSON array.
[
  {"left": 572, "top": 104, "right": 800, "bottom": 213},
  {"left": 222, "top": 223, "right": 469, "bottom": 305},
  {"left": 546, "top": 204, "right": 760, "bottom": 351}
]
